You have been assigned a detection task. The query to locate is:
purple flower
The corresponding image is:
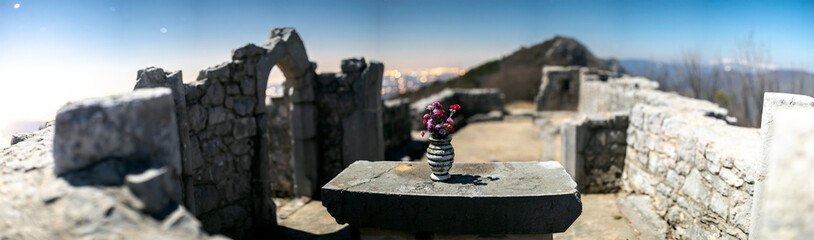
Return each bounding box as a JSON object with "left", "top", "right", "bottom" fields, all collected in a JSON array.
[
  {"left": 435, "top": 124, "right": 441, "bottom": 129},
  {"left": 426, "top": 105, "right": 434, "bottom": 111},
  {"left": 433, "top": 102, "right": 442, "bottom": 108},
  {"left": 433, "top": 109, "right": 440, "bottom": 114},
  {"left": 439, "top": 129, "right": 446, "bottom": 135}
]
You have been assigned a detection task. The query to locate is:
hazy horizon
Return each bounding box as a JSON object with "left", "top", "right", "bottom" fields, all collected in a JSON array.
[{"left": 2, "top": 0, "right": 813, "bottom": 146}]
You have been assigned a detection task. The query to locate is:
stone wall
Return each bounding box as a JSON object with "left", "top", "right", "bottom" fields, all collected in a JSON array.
[
  {"left": 561, "top": 112, "right": 628, "bottom": 193},
  {"left": 266, "top": 98, "right": 293, "bottom": 197},
  {"left": 535, "top": 66, "right": 583, "bottom": 111},
  {"left": 578, "top": 76, "right": 733, "bottom": 123},
  {"left": 182, "top": 44, "right": 271, "bottom": 238},
  {"left": 312, "top": 58, "right": 385, "bottom": 193},
  {"left": 622, "top": 104, "right": 760, "bottom": 239},
  {"left": 5, "top": 88, "right": 214, "bottom": 239},
  {"left": 410, "top": 88, "right": 505, "bottom": 130},
  {"left": 383, "top": 98, "right": 411, "bottom": 150},
  {"left": 568, "top": 72, "right": 769, "bottom": 239}
]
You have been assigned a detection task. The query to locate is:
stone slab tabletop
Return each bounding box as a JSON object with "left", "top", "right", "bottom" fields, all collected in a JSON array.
[{"left": 321, "top": 161, "right": 582, "bottom": 234}]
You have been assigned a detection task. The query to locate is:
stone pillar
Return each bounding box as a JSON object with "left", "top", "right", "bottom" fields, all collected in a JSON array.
[
  {"left": 134, "top": 67, "right": 196, "bottom": 214},
  {"left": 750, "top": 93, "right": 814, "bottom": 239},
  {"left": 561, "top": 117, "right": 585, "bottom": 187},
  {"left": 341, "top": 59, "right": 385, "bottom": 167},
  {"left": 752, "top": 109, "right": 814, "bottom": 238}
]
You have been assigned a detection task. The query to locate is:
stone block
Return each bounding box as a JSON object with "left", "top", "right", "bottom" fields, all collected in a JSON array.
[
  {"left": 125, "top": 167, "right": 181, "bottom": 219},
  {"left": 617, "top": 194, "right": 669, "bottom": 240},
  {"left": 53, "top": 88, "right": 182, "bottom": 176},
  {"left": 232, "top": 43, "right": 266, "bottom": 60},
  {"left": 322, "top": 161, "right": 582, "bottom": 234},
  {"left": 232, "top": 117, "right": 257, "bottom": 139},
  {"left": 202, "top": 82, "right": 225, "bottom": 106},
  {"left": 718, "top": 167, "right": 744, "bottom": 187},
  {"left": 680, "top": 170, "right": 711, "bottom": 204},
  {"left": 752, "top": 109, "right": 814, "bottom": 239},
  {"left": 208, "top": 107, "right": 229, "bottom": 126},
  {"left": 232, "top": 97, "right": 256, "bottom": 117},
  {"left": 197, "top": 62, "right": 230, "bottom": 82},
  {"left": 187, "top": 105, "right": 208, "bottom": 133}
]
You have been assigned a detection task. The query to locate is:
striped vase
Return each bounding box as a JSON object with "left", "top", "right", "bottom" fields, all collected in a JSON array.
[{"left": 426, "top": 136, "right": 454, "bottom": 181}]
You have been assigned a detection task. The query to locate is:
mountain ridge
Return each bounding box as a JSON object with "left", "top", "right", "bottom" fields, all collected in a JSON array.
[{"left": 396, "top": 36, "right": 625, "bottom": 102}]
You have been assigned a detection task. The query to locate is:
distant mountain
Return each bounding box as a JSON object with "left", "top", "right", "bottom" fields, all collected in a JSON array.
[{"left": 396, "top": 36, "right": 626, "bottom": 102}]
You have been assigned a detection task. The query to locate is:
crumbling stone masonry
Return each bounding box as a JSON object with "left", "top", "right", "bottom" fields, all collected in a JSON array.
[
  {"left": 312, "top": 58, "right": 385, "bottom": 192},
  {"left": 535, "top": 66, "right": 583, "bottom": 111},
  {"left": 563, "top": 71, "right": 760, "bottom": 239},
  {"left": 561, "top": 112, "right": 628, "bottom": 193},
  {"left": 134, "top": 27, "right": 387, "bottom": 237}
]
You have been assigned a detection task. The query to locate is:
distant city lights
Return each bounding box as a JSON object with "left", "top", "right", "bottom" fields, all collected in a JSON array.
[{"left": 264, "top": 67, "right": 467, "bottom": 100}]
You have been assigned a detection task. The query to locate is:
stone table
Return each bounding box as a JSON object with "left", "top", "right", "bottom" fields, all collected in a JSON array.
[{"left": 322, "top": 161, "right": 582, "bottom": 239}]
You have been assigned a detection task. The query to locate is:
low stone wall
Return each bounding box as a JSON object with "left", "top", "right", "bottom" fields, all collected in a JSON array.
[
  {"left": 383, "top": 98, "right": 411, "bottom": 150},
  {"left": 578, "top": 76, "right": 732, "bottom": 123},
  {"left": 561, "top": 112, "right": 628, "bottom": 193},
  {"left": 410, "top": 88, "right": 505, "bottom": 130},
  {"left": 623, "top": 104, "right": 760, "bottom": 239}
]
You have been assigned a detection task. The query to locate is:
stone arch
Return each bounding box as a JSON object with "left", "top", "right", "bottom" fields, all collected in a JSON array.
[{"left": 252, "top": 28, "right": 319, "bottom": 198}]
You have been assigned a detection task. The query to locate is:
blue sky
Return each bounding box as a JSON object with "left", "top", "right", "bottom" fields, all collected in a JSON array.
[{"left": 0, "top": 0, "right": 813, "bottom": 139}]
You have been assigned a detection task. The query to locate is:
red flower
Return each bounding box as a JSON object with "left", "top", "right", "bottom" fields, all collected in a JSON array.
[
  {"left": 450, "top": 104, "right": 461, "bottom": 111},
  {"left": 449, "top": 126, "right": 454, "bottom": 133},
  {"left": 423, "top": 119, "right": 427, "bottom": 126}
]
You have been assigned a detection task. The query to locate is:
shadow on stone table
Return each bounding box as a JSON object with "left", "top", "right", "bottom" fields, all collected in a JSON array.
[
  {"left": 278, "top": 226, "right": 351, "bottom": 240},
  {"left": 446, "top": 174, "right": 500, "bottom": 186}
]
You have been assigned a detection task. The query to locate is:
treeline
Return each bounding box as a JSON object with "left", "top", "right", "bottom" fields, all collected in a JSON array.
[{"left": 634, "top": 34, "right": 813, "bottom": 128}]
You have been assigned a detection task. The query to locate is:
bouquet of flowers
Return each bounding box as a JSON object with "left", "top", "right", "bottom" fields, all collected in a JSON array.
[{"left": 420, "top": 102, "right": 461, "bottom": 139}]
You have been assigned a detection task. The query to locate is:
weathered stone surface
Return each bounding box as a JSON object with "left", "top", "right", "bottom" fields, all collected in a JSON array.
[
  {"left": 535, "top": 66, "right": 583, "bottom": 111},
  {"left": 322, "top": 161, "right": 582, "bottom": 234},
  {"left": 53, "top": 88, "right": 181, "bottom": 177},
  {"left": 752, "top": 109, "right": 814, "bottom": 239},
  {"left": 1, "top": 110, "right": 215, "bottom": 239},
  {"left": 617, "top": 194, "right": 669, "bottom": 240},
  {"left": 749, "top": 92, "right": 814, "bottom": 238},
  {"left": 197, "top": 62, "right": 230, "bottom": 82},
  {"left": 125, "top": 167, "right": 181, "bottom": 218},
  {"left": 232, "top": 117, "right": 257, "bottom": 139}
]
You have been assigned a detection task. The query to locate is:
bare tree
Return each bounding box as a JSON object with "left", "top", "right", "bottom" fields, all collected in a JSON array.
[
  {"left": 676, "top": 50, "right": 705, "bottom": 99},
  {"left": 734, "top": 32, "right": 774, "bottom": 127}
]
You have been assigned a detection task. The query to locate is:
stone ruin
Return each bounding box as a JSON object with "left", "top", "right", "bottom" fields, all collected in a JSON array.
[
  {"left": 544, "top": 65, "right": 814, "bottom": 239},
  {"left": 0, "top": 27, "right": 392, "bottom": 239},
  {"left": 4, "top": 26, "right": 814, "bottom": 239}
]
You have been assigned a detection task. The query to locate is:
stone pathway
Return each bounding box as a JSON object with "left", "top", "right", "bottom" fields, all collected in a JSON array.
[{"left": 277, "top": 200, "right": 350, "bottom": 239}]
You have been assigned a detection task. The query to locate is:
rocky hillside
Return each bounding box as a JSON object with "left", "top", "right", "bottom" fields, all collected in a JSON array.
[{"left": 397, "top": 36, "right": 625, "bottom": 102}]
